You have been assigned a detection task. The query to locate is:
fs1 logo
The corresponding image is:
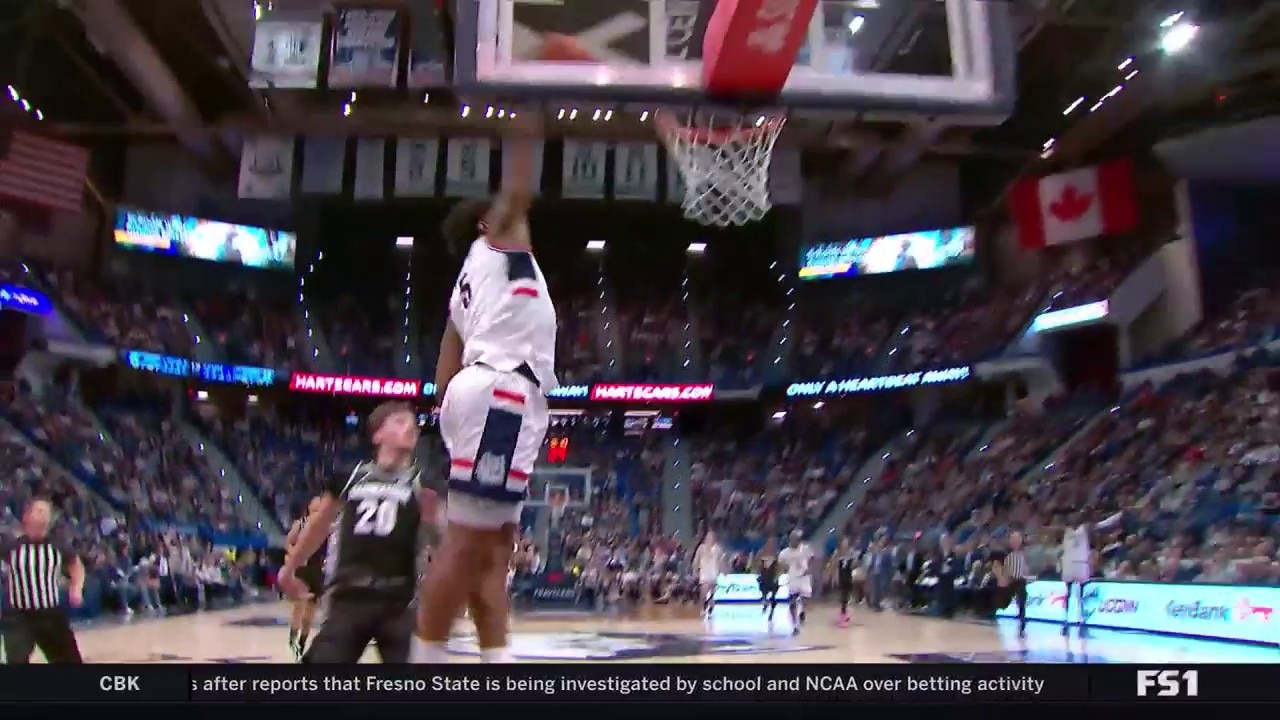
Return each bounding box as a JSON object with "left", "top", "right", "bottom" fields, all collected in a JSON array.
[{"left": 1137, "top": 670, "right": 1199, "bottom": 697}]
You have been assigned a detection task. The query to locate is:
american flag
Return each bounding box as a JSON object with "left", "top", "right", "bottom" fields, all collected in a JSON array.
[{"left": 0, "top": 130, "right": 90, "bottom": 214}]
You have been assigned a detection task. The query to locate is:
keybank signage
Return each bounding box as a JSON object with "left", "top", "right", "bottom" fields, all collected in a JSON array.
[
  {"left": 786, "top": 366, "right": 972, "bottom": 398},
  {"left": 996, "top": 580, "right": 1279, "bottom": 644}
]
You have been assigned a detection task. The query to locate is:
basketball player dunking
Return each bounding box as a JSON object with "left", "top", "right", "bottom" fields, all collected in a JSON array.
[
  {"left": 279, "top": 402, "right": 434, "bottom": 663},
  {"left": 411, "top": 120, "right": 557, "bottom": 665},
  {"left": 286, "top": 495, "right": 326, "bottom": 660},
  {"left": 693, "top": 531, "right": 724, "bottom": 618}
]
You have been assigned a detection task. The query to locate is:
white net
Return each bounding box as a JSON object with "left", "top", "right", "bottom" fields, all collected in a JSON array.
[{"left": 657, "top": 109, "right": 786, "bottom": 227}]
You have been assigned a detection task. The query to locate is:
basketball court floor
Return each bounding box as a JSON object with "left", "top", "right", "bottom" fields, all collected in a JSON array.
[{"left": 60, "top": 602, "right": 1280, "bottom": 664}]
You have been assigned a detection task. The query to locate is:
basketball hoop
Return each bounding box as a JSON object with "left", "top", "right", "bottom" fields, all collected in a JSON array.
[{"left": 656, "top": 109, "right": 786, "bottom": 227}]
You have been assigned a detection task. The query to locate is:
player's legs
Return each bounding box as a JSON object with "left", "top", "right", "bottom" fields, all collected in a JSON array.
[
  {"left": 700, "top": 579, "right": 716, "bottom": 616},
  {"left": 372, "top": 602, "right": 417, "bottom": 663},
  {"left": 415, "top": 367, "right": 545, "bottom": 663},
  {"left": 303, "top": 600, "right": 377, "bottom": 664}
]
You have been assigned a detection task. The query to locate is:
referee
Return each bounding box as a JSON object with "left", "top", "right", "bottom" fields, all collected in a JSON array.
[
  {"left": 994, "top": 531, "right": 1034, "bottom": 638},
  {"left": 1, "top": 497, "right": 85, "bottom": 663}
]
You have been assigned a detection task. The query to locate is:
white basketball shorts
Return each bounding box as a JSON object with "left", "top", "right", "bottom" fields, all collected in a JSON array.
[
  {"left": 440, "top": 364, "right": 549, "bottom": 530},
  {"left": 786, "top": 575, "right": 813, "bottom": 599}
]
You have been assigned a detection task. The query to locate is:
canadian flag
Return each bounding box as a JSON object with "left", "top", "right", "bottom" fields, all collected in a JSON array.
[{"left": 1007, "top": 158, "right": 1139, "bottom": 249}]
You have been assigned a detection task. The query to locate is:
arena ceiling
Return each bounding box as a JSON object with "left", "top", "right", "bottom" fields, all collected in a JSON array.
[{"left": 0, "top": 0, "right": 1276, "bottom": 203}]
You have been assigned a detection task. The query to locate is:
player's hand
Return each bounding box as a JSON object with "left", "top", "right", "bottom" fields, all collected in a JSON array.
[
  {"left": 69, "top": 587, "right": 83, "bottom": 607},
  {"left": 278, "top": 566, "right": 312, "bottom": 601}
]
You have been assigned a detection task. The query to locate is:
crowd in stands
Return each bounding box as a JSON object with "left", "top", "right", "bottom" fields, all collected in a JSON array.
[{"left": 193, "top": 290, "right": 302, "bottom": 372}]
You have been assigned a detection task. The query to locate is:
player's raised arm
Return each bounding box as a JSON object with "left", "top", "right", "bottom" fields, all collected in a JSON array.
[{"left": 484, "top": 119, "right": 540, "bottom": 240}]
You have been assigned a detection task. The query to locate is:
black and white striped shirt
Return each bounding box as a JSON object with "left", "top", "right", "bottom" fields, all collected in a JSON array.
[
  {"left": 1, "top": 535, "right": 74, "bottom": 611},
  {"left": 1005, "top": 550, "right": 1029, "bottom": 580}
]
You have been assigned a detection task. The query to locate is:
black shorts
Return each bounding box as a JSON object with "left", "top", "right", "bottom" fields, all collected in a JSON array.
[
  {"left": 298, "top": 566, "right": 325, "bottom": 600},
  {"left": 759, "top": 583, "right": 779, "bottom": 598},
  {"left": 303, "top": 596, "right": 414, "bottom": 664}
]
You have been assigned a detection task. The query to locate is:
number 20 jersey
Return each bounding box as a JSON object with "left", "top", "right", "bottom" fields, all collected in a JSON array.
[
  {"left": 448, "top": 238, "right": 559, "bottom": 391},
  {"left": 324, "top": 462, "right": 423, "bottom": 602}
]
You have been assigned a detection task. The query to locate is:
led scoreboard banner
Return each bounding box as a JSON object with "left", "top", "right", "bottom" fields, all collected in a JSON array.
[{"left": 546, "top": 436, "right": 571, "bottom": 464}]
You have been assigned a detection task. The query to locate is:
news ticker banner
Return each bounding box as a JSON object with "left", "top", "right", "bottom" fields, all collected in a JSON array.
[
  {"left": 0, "top": 665, "right": 1266, "bottom": 703},
  {"left": 995, "top": 579, "right": 1280, "bottom": 645}
]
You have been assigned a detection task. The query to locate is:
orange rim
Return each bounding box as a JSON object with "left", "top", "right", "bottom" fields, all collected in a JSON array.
[{"left": 655, "top": 110, "right": 784, "bottom": 145}]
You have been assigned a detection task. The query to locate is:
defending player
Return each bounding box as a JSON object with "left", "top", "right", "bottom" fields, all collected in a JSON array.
[
  {"left": 285, "top": 496, "right": 326, "bottom": 660},
  {"left": 778, "top": 531, "right": 815, "bottom": 636},
  {"left": 693, "top": 531, "right": 724, "bottom": 618},
  {"left": 833, "top": 537, "right": 858, "bottom": 628},
  {"left": 279, "top": 402, "right": 435, "bottom": 663},
  {"left": 412, "top": 119, "right": 557, "bottom": 664},
  {"left": 755, "top": 538, "right": 781, "bottom": 623}
]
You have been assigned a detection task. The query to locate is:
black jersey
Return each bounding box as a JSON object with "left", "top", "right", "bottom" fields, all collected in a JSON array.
[
  {"left": 836, "top": 552, "right": 858, "bottom": 585},
  {"left": 757, "top": 555, "right": 779, "bottom": 589},
  {"left": 296, "top": 513, "right": 328, "bottom": 576},
  {"left": 322, "top": 461, "right": 423, "bottom": 602}
]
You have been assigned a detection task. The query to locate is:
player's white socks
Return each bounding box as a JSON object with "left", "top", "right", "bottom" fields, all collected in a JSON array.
[
  {"left": 480, "top": 647, "right": 514, "bottom": 663},
  {"left": 410, "top": 636, "right": 450, "bottom": 663}
]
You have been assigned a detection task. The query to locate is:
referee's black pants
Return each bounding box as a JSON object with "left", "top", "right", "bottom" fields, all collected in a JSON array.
[
  {"left": 3, "top": 608, "right": 83, "bottom": 664},
  {"left": 1010, "top": 579, "right": 1030, "bottom": 629}
]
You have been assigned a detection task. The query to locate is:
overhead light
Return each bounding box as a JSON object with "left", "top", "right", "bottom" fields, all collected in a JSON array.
[
  {"left": 813, "top": 401, "right": 824, "bottom": 410},
  {"left": 1125, "top": 69, "right": 1139, "bottom": 81},
  {"left": 640, "top": 110, "right": 650, "bottom": 122},
  {"left": 342, "top": 102, "right": 352, "bottom": 117},
  {"left": 1105, "top": 84, "right": 1123, "bottom": 98},
  {"left": 1042, "top": 138, "right": 1055, "bottom": 150},
  {"left": 586, "top": 240, "right": 606, "bottom": 251},
  {"left": 592, "top": 108, "right": 602, "bottom": 121},
  {"left": 686, "top": 242, "right": 706, "bottom": 254},
  {"left": 422, "top": 92, "right": 430, "bottom": 104},
  {"left": 349, "top": 91, "right": 357, "bottom": 103},
  {"left": 1161, "top": 22, "right": 1198, "bottom": 54},
  {"left": 1062, "top": 96, "right": 1085, "bottom": 115},
  {"left": 1160, "top": 11, "right": 1184, "bottom": 28},
  {"left": 461, "top": 104, "right": 471, "bottom": 117},
  {"left": 1117, "top": 57, "right": 1133, "bottom": 71},
  {"left": 1089, "top": 100, "right": 1105, "bottom": 113},
  {"left": 569, "top": 108, "right": 579, "bottom": 120},
  {"left": 557, "top": 108, "right": 566, "bottom": 120},
  {"left": 485, "top": 105, "right": 494, "bottom": 118},
  {"left": 604, "top": 109, "right": 613, "bottom": 121},
  {"left": 847, "top": 15, "right": 865, "bottom": 35},
  {"left": 395, "top": 236, "right": 414, "bottom": 248}
]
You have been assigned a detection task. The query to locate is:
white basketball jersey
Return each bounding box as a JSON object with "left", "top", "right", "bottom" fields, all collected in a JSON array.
[
  {"left": 449, "top": 238, "right": 558, "bottom": 390},
  {"left": 779, "top": 544, "right": 814, "bottom": 580},
  {"left": 695, "top": 543, "right": 722, "bottom": 576},
  {"left": 1063, "top": 525, "right": 1091, "bottom": 565}
]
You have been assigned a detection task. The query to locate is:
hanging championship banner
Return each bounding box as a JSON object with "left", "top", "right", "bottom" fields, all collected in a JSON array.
[
  {"left": 406, "top": 6, "right": 446, "bottom": 87},
  {"left": 445, "top": 138, "right": 491, "bottom": 197},
  {"left": 353, "top": 138, "right": 386, "bottom": 200},
  {"left": 329, "top": 8, "right": 401, "bottom": 88},
  {"left": 238, "top": 136, "right": 294, "bottom": 200},
  {"left": 393, "top": 138, "right": 439, "bottom": 197},
  {"left": 300, "top": 137, "right": 346, "bottom": 194},
  {"left": 562, "top": 141, "right": 607, "bottom": 199},
  {"left": 502, "top": 138, "right": 544, "bottom": 196},
  {"left": 665, "top": 153, "right": 687, "bottom": 205},
  {"left": 612, "top": 143, "right": 658, "bottom": 201},
  {"left": 249, "top": 18, "right": 324, "bottom": 89}
]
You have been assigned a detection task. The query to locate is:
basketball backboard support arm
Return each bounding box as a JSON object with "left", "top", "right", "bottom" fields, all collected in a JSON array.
[{"left": 451, "top": 0, "right": 1016, "bottom": 121}]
